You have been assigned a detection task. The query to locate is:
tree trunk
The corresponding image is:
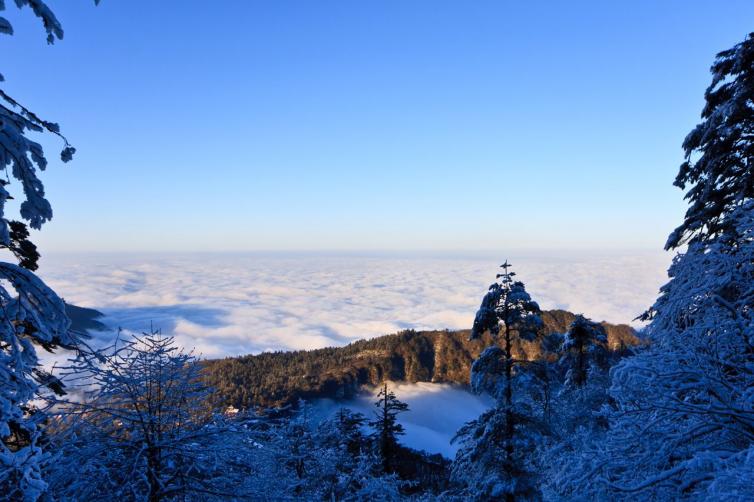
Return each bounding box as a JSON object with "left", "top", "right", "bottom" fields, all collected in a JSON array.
[{"left": 147, "top": 446, "right": 161, "bottom": 502}]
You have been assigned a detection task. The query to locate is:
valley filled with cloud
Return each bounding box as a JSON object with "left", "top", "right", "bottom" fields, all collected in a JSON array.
[{"left": 314, "top": 382, "right": 494, "bottom": 457}]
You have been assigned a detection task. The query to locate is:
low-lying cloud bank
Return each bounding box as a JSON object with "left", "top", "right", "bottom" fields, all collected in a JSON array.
[
  {"left": 313, "top": 382, "right": 494, "bottom": 458},
  {"left": 38, "top": 251, "right": 670, "bottom": 357}
]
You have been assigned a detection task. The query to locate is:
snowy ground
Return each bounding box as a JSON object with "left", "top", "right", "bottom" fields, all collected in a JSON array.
[{"left": 38, "top": 251, "right": 671, "bottom": 358}]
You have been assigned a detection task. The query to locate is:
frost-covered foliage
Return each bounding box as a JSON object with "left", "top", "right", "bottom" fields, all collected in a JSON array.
[
  {"left": 548, "top": 31, "right": 754, "bottom": 500},
  {"left": 42, "top": 335, "right": 427, "bottom": 500},
  {"left": 667, "top": 32, "right": 754, "bottom": 250},
  {"left": 452, "top": 404, "right": 543, "bottom": 502},
  {"left": 271, "top": 400, "right": 342, "bottom": 497},
  {"left": 0, "top": 3, "right": 101, "bottom": 499},
  {"left": 534, "top": 350, "right": 613, "bottom": 499},
  {"left": 564, "top": 202, "right": 754, "bottom": 499},
  {"left": 45, "top": 332, "right": 254, "bottom": 501},
  {"left": 515, "top": 333, "right": 562, "bottom": 429},
  {"left": 0, "top": 263, "right": 71, "bottom": 501},
  {"left": 560, "top": 315, "right": 608, "bottom": 389},
  {"left": 453, "top": 262, "right": 544, "bottom": 501},
  {"left": 0, "top": 0, "right": 96, "bottom": 238},
  {"left": 250, "top": 401, "right": 410, "bottom": 501}
]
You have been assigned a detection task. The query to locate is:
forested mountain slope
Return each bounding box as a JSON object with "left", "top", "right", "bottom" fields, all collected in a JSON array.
[
  {"left": 203, "top": 309, "right": 639, "bottom": 410},
  {"left": 65, "top": 303, "right": 108, "bottom": 334}
]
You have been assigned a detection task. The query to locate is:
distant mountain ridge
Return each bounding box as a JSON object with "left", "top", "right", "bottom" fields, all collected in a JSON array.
[{"left": 203, "top": 309, "right": 640, "bottom": 410}]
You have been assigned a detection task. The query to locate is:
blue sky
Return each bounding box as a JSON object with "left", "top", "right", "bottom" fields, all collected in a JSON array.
[{"left": 3, "top": 1, "right": 753, "bottom": 252}]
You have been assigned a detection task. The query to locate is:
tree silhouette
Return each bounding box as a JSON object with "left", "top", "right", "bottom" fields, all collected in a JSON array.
[{"left": 369, "top": 383, "right": 409, "bottom": 473}]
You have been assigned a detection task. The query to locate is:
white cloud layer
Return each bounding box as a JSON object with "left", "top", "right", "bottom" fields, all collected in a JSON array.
[{"left": 38, "top": 251, "right": 672, "bottom": 358}]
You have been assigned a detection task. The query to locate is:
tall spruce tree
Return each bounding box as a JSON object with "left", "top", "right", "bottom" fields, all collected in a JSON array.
[
  {"left": 369, "top": 383, "right": 409, "bottom": 474},
  {"left": 560, "top": 315, "right": 608, "bottom": 389},
  {"left": 452, "top": 261, "right": 544, "bottom": 501},
  {"left": 667, "top": 32, "right": 754, "bottom": 250},
  {"left": 560, "top": 32, "right": 754, "bottom": 500}
]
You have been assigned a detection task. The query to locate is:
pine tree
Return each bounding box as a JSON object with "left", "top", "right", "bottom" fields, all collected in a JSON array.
[
  {"left": 334, "top": 408, "right": 368, "bottom": 459},
  {"left": 666, "top": 32, "right": 754, "bottom": 250},
  {"left": 560, "top": 315, "right": 607, "bottom": 389},
  {"left": 579, "top": 205, "right": 754, "bottom": 499},
  {"left": 565, "top": 32, "right": 754, "bottom": 500},
  {"left": 0, "top": 3, "right": 98, "bottom": 499},
  {"left": 520, "top": 332, "right": 563, "bottom": 428},
  {"left": 369, "top": 383, "right": 409, "bottom": 474},
  {"left": 452, "top": 261, "right": 544, "bottom": 501}
]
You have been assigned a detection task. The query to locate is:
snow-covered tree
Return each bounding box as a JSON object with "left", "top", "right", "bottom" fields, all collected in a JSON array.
[
  {"left": 560, "top": 315, "right": 608, "bottom": 389},
  {"left": 535, "top": 322, "right": 614, "bottom": 500},
  {"left": 452, "top": 261, "right": 544, "bottom": 501},
  {"left": 252, "top": 401, "right": 410, "bottom": 501},
  {"left": 575, "top": 203, "right": 754, "bottom": 499},
  {"left": 0, "top": 264, "right": 72, "bottom": 501},
  {"left": 266, "top": 399, "right": 347, "bottom": 498},
  {"left": 46, "top": 331, "right": 253, "bottom": 501},
  {"left": 329, "top": 407, "right": 368, "bottom": 460},
  {"left": 0, "top": 3, "right": 99, "bottom": 499},
  {"left": 346, "top": 453, "right": 407, "bottom": 502},
  {"left": 518, "top": 332, "right": 563, "bottom": 429},
  {"left": 317, "top": 407, "right": 412, "bottom": 500},
  {"left": 566, "top": 32, "right": 754, "bottom": 499},
  {"left": 0, "top": 0, "right": 89, "bottom": 237},
  {"left": 666, "top": 32, "right": 754, "bottom": 250},
  {"left": 370, "top": 383, "right": 409, "bottom": 474}
]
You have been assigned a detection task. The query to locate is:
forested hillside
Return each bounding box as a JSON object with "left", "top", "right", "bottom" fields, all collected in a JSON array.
[{"left": 203, "top": 309, "right": 639, "bottom": 409}]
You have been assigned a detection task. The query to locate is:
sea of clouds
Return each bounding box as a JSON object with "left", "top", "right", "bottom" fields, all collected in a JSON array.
[
  {"left": 37, "top": 251, "right": 671, "bottom": 358},
  {"left": 36, "top": 251, "right": 672, "bottom": 455}
]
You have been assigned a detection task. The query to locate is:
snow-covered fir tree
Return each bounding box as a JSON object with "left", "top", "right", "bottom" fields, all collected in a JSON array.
[
  {"left": 267, "top": 399, "right": 346, "bottom": 498},
  {"left": 254, "top": 401, "right": 409, "bottom": 501},
  {"left": 332, "top": 407, "right": 368, "bottom": 459},
  {"left": 562, "top": 32, "right": 754, "bottom": 500},
  {"left": 560, "top": 315, "right": 608, "bottom": 389},
  {"left": 516, "top": 332, "right": 563, "bottom": 430},
  {"left": 666, "top": 32, "right": 754, "bottom": 250},
  {"left": 321, "top": 407, "right": 410, "bottom": 501},
  {"left": 45, "top": 331, "right": 253, "bottom": 501},
  {"left": 536, "top": 320, "right": 613, "bottom": 500},
  {"left": 0, "top": 263, "right": 72, "bottom": 501},
  {"left": 0, "top": 3, "right": 100, "bottom": 499},
  {"left": 452, "top": 261, "right": 544, "bottom": 501},
  {"left": 574, "top": 203, "right": 754, "bottom": 499}
]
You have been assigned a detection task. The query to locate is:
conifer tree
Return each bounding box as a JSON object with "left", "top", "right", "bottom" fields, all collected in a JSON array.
[
  {"left": 452, "top": 261, "right": 544, "bottom": 501},
  {"left": 560, "top": 315, "right": 607, "bottom": 389},
  {"left": 46, "top": 330, "right": 251, "bottom": 501},
  {"left": 369, "top": 383, "right": 409, "bottom": 473},
  {"left": 0, "top": 4, "right": 100, "bottom": 498},
  {"left": 565, "top": 32, "right": 754, "bottom": 500},
  {"left": 666, "top": 32, "right": 754, "bottom": 250},
  {"left": 335, "top": 408, "right": 367, "bottom": 459},
  {"left": 520, "top": 332, "right": 563, "bottom": 428}
]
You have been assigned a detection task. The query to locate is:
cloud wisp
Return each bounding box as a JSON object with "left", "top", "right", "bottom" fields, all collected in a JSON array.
[{"left": 314, "top": 382, "right": 494, "bottom": 457}]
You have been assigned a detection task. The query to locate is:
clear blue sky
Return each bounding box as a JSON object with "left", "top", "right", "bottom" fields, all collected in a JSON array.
[{"left": 3, "top": 1, "right": 753, "bottom": 252}]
